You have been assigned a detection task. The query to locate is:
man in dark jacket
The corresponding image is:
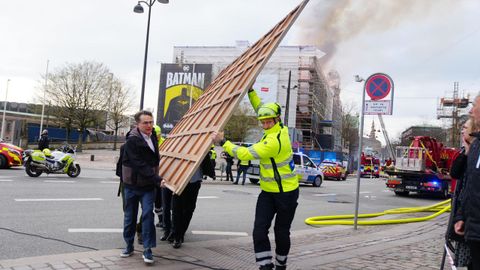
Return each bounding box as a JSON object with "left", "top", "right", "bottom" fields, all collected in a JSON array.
[
  {"left": 455, "top": 94, "right": 480, "bottom": 269},
  {"left": 120, "top": 110, "right": 161, "bottom": 264},
  {"left": 38, "top": 129, "right": 50, "bottom": 150}
]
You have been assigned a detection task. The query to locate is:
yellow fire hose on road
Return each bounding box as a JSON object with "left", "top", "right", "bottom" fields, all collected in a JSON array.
[{"left": 305, "top": 199, "right": 451, "bottom": 226}]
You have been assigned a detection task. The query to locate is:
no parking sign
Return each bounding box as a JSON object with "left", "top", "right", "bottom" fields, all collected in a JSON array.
[{"left": 364, "top": 73, "right": 394, "bottom": 115}]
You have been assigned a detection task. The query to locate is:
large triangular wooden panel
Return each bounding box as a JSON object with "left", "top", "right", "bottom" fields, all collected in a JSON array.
[{"left": 160, "top": 0, "right": 309, "bottom": 194}]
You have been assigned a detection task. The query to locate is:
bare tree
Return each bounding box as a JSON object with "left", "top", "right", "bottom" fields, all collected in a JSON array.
[
  {"left": 105, "top": 77, "right": 134, "bottom": 150},
  {"left": 341, "top": 101, "right": 359, "bottom": 155},
  {"left": 44, "top": 61, "right": 112, "bottom": 151},
  {"left": 224, "top": 103, "right": 257, "bottom": 142}
]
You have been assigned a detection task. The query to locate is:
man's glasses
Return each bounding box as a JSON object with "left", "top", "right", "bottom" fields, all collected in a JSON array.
[{"left": 140, "top": 121, "right": 154, "bottom": 125}]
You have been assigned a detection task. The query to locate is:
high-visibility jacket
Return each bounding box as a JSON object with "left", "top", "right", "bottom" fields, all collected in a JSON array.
[
  {"left": 158, "top": 136, "right": 165, "bottom": 147},
  {"left": 239, "top": 159, "right": 250, "bottom": 166},
  {"left": 222, "top": 90, "right": 298, "bottom": 193},
  {"left": 210, "top": 149, "right": 217, "bottom": 160}
]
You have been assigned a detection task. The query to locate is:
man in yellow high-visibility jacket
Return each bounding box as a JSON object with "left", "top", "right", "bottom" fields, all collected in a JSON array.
[{"left": 212, "top": 88, "right": 299, "bottom": 270}]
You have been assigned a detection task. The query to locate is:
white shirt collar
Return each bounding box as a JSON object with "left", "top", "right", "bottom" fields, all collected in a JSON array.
[{"left": 140, "top": 131, "right": 155, "bottom": 152}]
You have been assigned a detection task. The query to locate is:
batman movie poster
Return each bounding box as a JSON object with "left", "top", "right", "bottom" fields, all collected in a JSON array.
[{"left": 157, "top": 63, "right": 212, "bottom": 134}]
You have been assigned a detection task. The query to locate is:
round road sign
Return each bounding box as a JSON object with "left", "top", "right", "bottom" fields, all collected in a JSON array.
[{"left": 365, "top": 73, "right": 393, "bottom": 101}]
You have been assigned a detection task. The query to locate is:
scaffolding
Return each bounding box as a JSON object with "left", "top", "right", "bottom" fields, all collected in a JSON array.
[
  {"left": 436, "top": 82, "right": 470, "bottom": 147},
  {"left": 296, "top": 56, "right": 327, "bottom": 150}
]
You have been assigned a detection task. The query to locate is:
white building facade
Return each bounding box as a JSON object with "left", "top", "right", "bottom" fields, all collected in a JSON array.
[{"left": 171, "top": 41, "right": 342, "bottom": 151}]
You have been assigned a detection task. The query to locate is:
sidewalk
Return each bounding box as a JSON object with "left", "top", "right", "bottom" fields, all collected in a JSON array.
[
  {"left": 0, "top": 215, "right": 453, "bottom": 270},
  {"left": 75, "top": 149, "right": 119, "bottom": 170}
]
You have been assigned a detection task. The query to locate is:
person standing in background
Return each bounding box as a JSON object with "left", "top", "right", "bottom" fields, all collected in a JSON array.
[
  {"left": 38, "top": 129, "right": 50, "bottom": 150},
  {"left": 223, "top": 151, "right": 234, "bottom": 182}
]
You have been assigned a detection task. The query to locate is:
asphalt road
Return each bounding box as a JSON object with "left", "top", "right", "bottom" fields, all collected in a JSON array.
[{"left": 0, "top": 167, "right": 445, "bottom": 260}]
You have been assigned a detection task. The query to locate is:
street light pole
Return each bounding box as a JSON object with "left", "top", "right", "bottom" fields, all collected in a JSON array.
[
  {"left": 189, "top": 62, "right": 196, "bottom": 109},
  {"left": 134, "top": 0, "right": 169, "bottom": 110},
  {"left": 39, "top": 60, "right": 49, "bottom": 137},
  {"left": 284, "top": 70, "right": 292, "bottom": 126},
  {"left": 282, "top": 70, "right": 298, "bottom": 127},
  {"left": 1, "top": 79, "right": 11, "bottom": 140}
]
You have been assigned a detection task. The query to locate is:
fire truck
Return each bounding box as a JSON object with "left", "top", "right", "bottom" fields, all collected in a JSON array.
[
  {"left": 385, "top": 136, "right": 457, "bottom": 198},
  {"left": 360, "top": 147, "right": 380, "bottom": 178},
  {"left": 0, "top": 141, "right": 24, "bottom": 169}
]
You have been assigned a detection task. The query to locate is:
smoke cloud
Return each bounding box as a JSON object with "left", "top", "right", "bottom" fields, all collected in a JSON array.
[{"left": 298, "top": 0, "right": 456, "bottom": 64}]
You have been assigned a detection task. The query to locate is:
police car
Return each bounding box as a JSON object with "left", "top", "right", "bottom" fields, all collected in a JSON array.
[
  {"left": 293, "top": 152, "right": 324, "bottom": 187},
  {"left": 248, "top": 152, "right": 324, "bottom": 187}
]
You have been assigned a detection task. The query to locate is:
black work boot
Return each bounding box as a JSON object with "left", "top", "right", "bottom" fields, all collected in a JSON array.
[
  {"left": 275, "top": 265, "right": 286, "bottom": 270},
  {"left": 160, "top": 231, "right": 171, "bottom": 241},
  {"left": 259, "top": 263, "right": 274, "bottom": 270}
]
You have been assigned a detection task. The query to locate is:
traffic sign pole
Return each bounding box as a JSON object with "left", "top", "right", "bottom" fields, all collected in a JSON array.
[{"left": 353, "top": 80, "right": 366, "bottom": 230}]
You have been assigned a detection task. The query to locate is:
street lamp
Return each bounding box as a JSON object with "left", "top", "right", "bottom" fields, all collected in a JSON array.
[
  {"left": 134, "top": 0, "right": 169, "bottom": 110},
  {"left": 1, "top": 79, "right": 11, "bottom": 140},
  {"left": 39, "top": 60, "right": 49, "bottom": 138},
  {"left": 281, "top": 70, "right": 298, "bottom": 127}
]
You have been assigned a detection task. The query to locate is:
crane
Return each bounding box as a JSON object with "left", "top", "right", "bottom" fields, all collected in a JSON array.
[{"left": 378, "top": 115, "right": 395, "bottom": 161}]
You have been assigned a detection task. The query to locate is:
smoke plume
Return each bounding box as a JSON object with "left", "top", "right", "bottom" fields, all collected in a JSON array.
[{"left": 298, "top": 0, "right": 455, "bottom": 64}]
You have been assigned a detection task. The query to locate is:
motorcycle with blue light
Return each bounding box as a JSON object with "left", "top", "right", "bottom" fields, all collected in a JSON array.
[{"left": 23, "top": 145, "right": 81, "bottom": 177}]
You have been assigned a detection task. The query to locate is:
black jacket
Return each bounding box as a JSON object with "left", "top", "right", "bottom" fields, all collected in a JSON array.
[
  {"left": 456, "top": 133, "right": 480, "bottom": 242},
  {"left": 38, "top": 134, "right": 50, "bottom": 150},
  {"left": 201, "top": 151, "right": 216, "bottom": 179},
  {"left": 121, "top": 127, "right": 160, "bottom": 190},
  {"left": 448, "top": 148, "right": 467, "bottom": 241},
  {"left": 116, "top": 144, "right": 125, "bottom": 179}
]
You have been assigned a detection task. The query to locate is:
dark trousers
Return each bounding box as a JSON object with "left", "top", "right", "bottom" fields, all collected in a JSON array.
[
  {"left": 468, "top": 241, "right": 480, "bottom": 270},
  {"left": 154, "top": 185, "right": 163, "bottom": 225},
  {"left": 226, "top": 163, "right": 233, "bottom": 181},
  {"left": 162, "top": 187, "right": 173, "bottom": 233},
  {"left": 236, "top": 165, "right": 249, "bottom": 184},
  {"left": 155, "top": 185, "right": 162, "bottom": 210},
  {"left": 253, "top": 188, "right": 299, "bottom": 267},
  {"left": 172, "top": 181, "right": 201, "bottom": 241}
]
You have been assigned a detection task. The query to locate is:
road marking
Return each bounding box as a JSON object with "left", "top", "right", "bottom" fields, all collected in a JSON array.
[
  {"left": 0, "top": 179, "right": 13, "bottom": 182},
  {"left": 192, "top": 230, "right": 248, "bottom": 236},
  {"left": 198, "top": 196, "right": 218, "bottom": 199},
  {"left": 313, "top": 193, "right": 337, "bottom": 197},
  {"left": 100, "top": 181, "right": 118, "bottom": 184},
  {"left": 44, "top": 180, "right": 76, "bottom": 183},
  {"left": 69, "top": 228, "right": 122, "bottom": 233},
  {"left": 357, "top": 191, "right": 371, "bottom": 194},
  {"left": 15, "top": 198, "right": 103, "bottom": 202}
]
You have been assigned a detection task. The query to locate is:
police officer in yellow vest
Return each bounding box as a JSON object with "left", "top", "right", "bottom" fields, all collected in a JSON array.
[
  {"left": 235, "top": 159, "right": 251, "bottom": 185},
  {"left": 212, "top": 88, "right": 299, "bottom": 270}
]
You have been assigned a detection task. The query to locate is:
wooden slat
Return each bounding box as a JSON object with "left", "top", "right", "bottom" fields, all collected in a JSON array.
[{"left": 160, "top": 0, "right": 309, "bottom": 194}]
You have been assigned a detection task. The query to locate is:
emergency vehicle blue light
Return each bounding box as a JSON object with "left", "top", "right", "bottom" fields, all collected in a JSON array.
[{"left": 432, "top": 181, "right": 439, "bottom": 186}]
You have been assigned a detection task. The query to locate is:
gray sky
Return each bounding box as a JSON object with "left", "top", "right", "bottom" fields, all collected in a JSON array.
[{"left": 1, "top": 0, "right": 479, "bottom": 142}]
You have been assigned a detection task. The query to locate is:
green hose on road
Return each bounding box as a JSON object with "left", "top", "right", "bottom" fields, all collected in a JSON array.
[{"left": 305, "top": 199, "right": 451, "bottom": 226}]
